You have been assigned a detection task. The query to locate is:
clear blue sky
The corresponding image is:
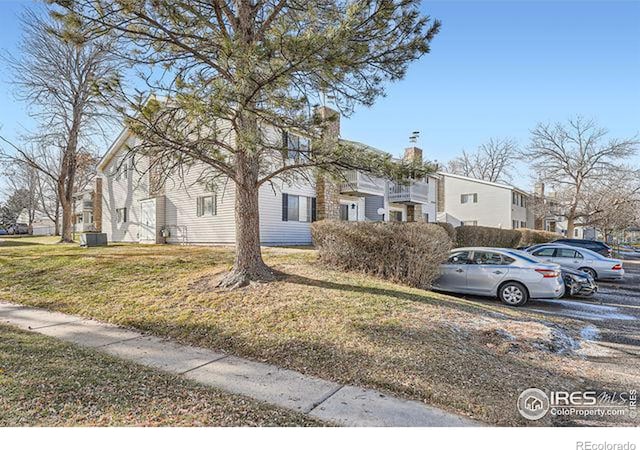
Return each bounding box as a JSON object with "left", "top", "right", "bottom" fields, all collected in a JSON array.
[{"left": 1, "top": 0, "right": 639, "bottom": 198}]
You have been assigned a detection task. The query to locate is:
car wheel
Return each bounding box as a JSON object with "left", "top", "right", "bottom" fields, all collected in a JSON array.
[
  {"left": 579, "top": 267, "right": 597, "bottom": 280},
  {"left": 498, "top": 282, "right": 529, "bottom": 307}
]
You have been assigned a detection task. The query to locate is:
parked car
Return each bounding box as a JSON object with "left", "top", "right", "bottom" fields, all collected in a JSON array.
[
  {"left": 7, "top": 223, "right": 29, "bottom": 235},
  {"left": 433, "top": 247, "right": 565, "bottom": 306},
  {"left": 0, "top": 228, "right": 7, "bottom": 235},
  {"left": 615, "top": 245, "right": 640, "bottom": 260},
  {"left": 553, "top": 238, "right": 612, "bottom": 257},
  {"left": 526, "top": 244, "right": 624, "bottom": 280},
  {"left": 560, "top": 267, "right": 597, "bottom": 297}
]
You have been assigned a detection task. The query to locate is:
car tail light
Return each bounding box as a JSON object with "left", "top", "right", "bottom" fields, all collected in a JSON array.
[
  {"left": 612, "top": 264, "right": 623, "bottom": 270},
  {"left": 535, "top": 269, "right": 560, "bottom": 278}
]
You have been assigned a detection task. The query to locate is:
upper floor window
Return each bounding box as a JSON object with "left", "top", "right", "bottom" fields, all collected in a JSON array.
[
  {"left": 113, "top": 156, "right": 133, "bottom": 181},
  {"left": 460, "top": 193, "right": 478, "bottom": 204},
  {"left": 116, "top": 207, "right": 127, "bottom": 223},
  {"left": 197, "top": 195, "right": 217, "bottom": 217},
  {"left": 283, "top": 131, "right": 310, "bottom": 160},
  {"left": 512, "top": 192, "right": 526, "bottom": 207}
]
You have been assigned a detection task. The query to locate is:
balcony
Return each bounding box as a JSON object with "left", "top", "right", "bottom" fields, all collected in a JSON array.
[
  {"left": 339, "top": 171, "right": 385, "bottom": 196},
  {"left": 389, "top": 181, "right": 429, "bottom": 205}
]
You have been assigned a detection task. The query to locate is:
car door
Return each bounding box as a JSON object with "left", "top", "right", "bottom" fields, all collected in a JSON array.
[
  {"left": 435, "top": 250, "right": 472, "bottom": 292},
  {"left": 465, "top": 250, "right": 511, "bottom": 295},
  {"left": 555, "top": 248, "right": 583, "bottom": 269}
]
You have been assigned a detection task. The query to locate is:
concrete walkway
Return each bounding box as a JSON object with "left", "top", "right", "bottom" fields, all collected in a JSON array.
[{"left": 0, "top": 301, "right": 478, "bottom": 427}]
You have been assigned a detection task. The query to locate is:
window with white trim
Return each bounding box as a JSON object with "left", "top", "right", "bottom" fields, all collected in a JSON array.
[
  {"left": 196, "top": 195, "right": 217, "bottom": 217},
  {"left": 283, "top": 131, "right": 310, "bottom": 160},
  {"left": 460, "top": 193, "right": 478, "bottom": 204},
  {"left": 282, "top": 193, "right": 316, "bottom": 222},
  {"left": 116, "top": 208, "right": 127, "bottom": 223}
]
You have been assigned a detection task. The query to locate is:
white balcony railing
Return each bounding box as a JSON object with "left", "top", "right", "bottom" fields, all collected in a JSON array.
[
  {"left": 388, "top": 180, "right": 429, "bottom": 204},
  {"left": 340, "top": 170, "right": 385, "bottom": 196}
]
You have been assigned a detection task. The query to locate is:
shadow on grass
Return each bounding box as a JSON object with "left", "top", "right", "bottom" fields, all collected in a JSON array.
[
  {"left": 278, "top": 270, "right": 515, "bottom": 317},
  {"left": 0, "top": 240, "right": 42, "bottom": 247}
]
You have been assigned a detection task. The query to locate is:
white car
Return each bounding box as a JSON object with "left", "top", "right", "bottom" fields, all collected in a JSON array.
[
  {"left": 526, "top": 244, "right": 624, "bottom": 280},
  {"left": 433, "top": 247, "right": 565, "bottom": 306}
]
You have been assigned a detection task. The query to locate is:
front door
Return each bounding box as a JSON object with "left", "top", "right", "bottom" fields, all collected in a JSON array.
[{"left": 139, "top": 199, "right": 156, "bottom": 243}]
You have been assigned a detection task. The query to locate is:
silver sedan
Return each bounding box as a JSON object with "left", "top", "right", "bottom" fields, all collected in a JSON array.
[
  {"left": 526, "top": 244, "right": 625, "bottom": 280},
  {"left": 433, "top": 247, "right": 565, "bottom": 306}
]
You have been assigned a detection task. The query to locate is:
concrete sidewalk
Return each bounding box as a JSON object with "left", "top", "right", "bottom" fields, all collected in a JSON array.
[{"left": 0, "top": 301, "right": 478, "bottom": 427}]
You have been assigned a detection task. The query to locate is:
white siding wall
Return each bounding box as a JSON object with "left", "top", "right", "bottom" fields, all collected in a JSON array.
[
  {"left": 100, "top": 136, "right": 151, "bottom": 243},
  {"left": 260, "top": 177, "right": 317, "bottom": 245},
  {"left": 163, "top": 163, "right": 237, "bottom": 244},
  {"left": 442, "top": 175, "right": 512, "bottom": 228}
]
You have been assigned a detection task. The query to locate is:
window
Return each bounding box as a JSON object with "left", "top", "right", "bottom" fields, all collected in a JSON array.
[
  {"left": 282, "top": 193, "right": 316, "bottom": 222},
  {"left": 461, "top": 193, "right": 478, "bottom": 204},
  {"left": 471, "top": 251, "right": 514, "bottom": 265},
  {"left": 447, "top": 251, "right": 471, "bottom": 265},
  {"left": 113, "top": 157, "right": 132, "bottom": 181},
  {"left": 461, "top": 220, "right": 477, "bottom": 226},
  {"left": 283, "top": 131, "right": 310, "bottom": 160},
  {"left": 512, "top": 192, "right": 526, "bottom": 207},
  {"left": 197, "top": 195, "right": 216, "bottom": 217},
  {"left": 116, "top": 208, "right": 127, "bottom": 223},
  {"left": 557, "top": 248, "right": 582, "bottom": 259},
  {"left": 390, "top": 211, "right": 403, "bottom": 222},
  {"left": 521, "top": 221, "right": 526, "bottom": 228},
  {"left": 533, "top": 248, "right": 555, "bottom": 257},
  {"left": 424, "top": 213, "right": 430, "bottom": 222},
  {"left": 574, "top": 229, "right": 579, "bottom": 237},
  {"left": 512, "top": 220, "right": 519, "bottom": 229}
]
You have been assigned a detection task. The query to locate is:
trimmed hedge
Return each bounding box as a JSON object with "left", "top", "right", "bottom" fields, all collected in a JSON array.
[
  {"left": 454, "top": 225, "right": 559, "bottom": 248},
  {"left": 516, "top": 228, "right": 560, "bottom": 247},
  {"left": 435, "top": 222, "right": 456, "bottom": 241},
  {"left": 455, "top": 225, "right": 521, "bottom": 248},
  {"left": 311, "top": 221, "right": 452, "bottom": 288}
]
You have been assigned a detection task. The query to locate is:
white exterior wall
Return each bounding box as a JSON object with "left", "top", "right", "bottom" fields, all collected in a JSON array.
[
  {"left": 441, "top": 175, "right": 512, "bottom": 228},
  {"left": 100, "top": 135, "right": 151, "bottom": 243},
  {"left": 422, "top": 176, "right": 438, "bottom": 222}
]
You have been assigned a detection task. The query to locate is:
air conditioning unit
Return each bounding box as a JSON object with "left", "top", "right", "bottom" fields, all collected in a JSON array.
[{"left": 80, "top": 232, "right": 108, "bottom": 247}]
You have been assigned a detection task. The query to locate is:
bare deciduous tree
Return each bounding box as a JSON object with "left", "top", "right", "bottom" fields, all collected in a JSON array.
[
  {"left": 447, "top": 138, "right": 518, "bottom": 183},
  {"left": 523, "top": 117, "right": 638, "bottom": 236},
  {"left": 0, "top": 10, "right": 120, "bottom": 242}
]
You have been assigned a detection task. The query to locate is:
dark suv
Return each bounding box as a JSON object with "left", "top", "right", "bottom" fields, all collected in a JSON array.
[{"left": 552, "top": 239, "right": 612, "bottom": 257}]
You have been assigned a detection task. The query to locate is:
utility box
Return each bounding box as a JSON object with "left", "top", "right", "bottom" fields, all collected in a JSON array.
[{"left": 80, "top": 232, "right": 108, "bottom": 247}]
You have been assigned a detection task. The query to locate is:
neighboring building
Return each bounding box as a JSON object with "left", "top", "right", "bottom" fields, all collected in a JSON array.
[
  {"left": 16, "top": 208, "right": 57, "bottom": 236},
  {"left": 96, "top": 107, "right": 439, "bottom": 246},
  {"left": 530, "top": 182, "right": 595, "bottom": 238},
  {"left": 72, "top": 189, "right": 97, "bottom": 233},
  {"left": 436, "top": 172, "right": 534, "bottom": 229}
]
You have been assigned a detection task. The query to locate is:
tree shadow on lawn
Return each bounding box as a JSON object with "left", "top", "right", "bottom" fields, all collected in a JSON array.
[
  {"left": 279, "top": 271, "right": 517, "bottom": 318},
  {"left": 0, "top": 240, "right": 41, "bottom": 247}
]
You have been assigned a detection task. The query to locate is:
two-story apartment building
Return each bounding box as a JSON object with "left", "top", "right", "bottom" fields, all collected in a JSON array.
[
  {"left": 436, "top": 172, "right": 534, "bottom": 229},
  {"left": 95, "top": 107, "right": 439, "bottom": 246}
]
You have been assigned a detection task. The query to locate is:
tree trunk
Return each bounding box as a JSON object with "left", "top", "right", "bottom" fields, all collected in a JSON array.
[
  {"left": 60, "top": 196, "right": 74, "bottom": 243},
  {"left": 566, "top": 216, "right": 575, "bottom": 238},
  {"left": 217, "top": 182, "right": 274, "bottom": 289}
]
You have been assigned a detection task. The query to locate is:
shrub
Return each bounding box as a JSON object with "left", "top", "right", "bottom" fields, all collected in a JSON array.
[
  {"left": 435, "top": 222, "right": 456, "bottom": 241},
  {"left": 516, "top": 228, "right": 559, "bottom": 247},
  {"left": 311, "top": 220, "right": 452, "bottom": 288},
  {"left": 455, "top": 225, "right": 521, "bottom": 248}
]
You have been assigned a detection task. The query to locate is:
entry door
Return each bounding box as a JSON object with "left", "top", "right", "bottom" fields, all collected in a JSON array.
[{"left": 139, "top": 199, "right": 156, "bottom": 243}]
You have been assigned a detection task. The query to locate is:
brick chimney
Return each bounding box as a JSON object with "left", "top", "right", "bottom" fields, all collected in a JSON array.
[
  {"left": 314, "top": 106, "right": 341, "bottom": 221},
  {"left": 403, "top": 146, "right": 423, "bottom": 163}
]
